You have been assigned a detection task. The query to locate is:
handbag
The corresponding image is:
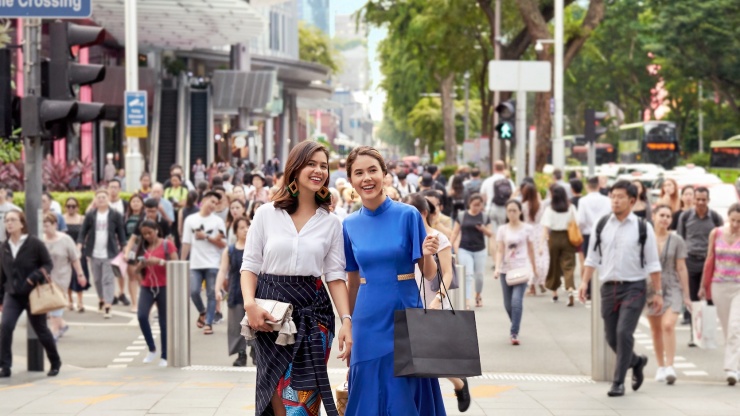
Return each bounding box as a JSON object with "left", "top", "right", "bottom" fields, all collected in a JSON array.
[
  {"left": 430, "top": 251, "right": 459, "bottom": 291},
  {"left": 29, "top": 269, "right": 68, "bottom": 315},
  {"left": 394, "top": 263, "right": 482, "bottom": 378},
  {"left": 240, "top": 298, "right": 297, "bottom": 346},
  {"left": 506, "top": 266, "right": 533, "bottom": 286},
  {"left": 691, "top": 300, "right": 718, "bottom": 349},
  {"left": 567, "top": 208, "right": 584, "bottom": 247}
]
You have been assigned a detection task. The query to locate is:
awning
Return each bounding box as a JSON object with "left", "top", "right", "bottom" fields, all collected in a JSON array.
[
  {"left": 92, "top": 0, "right": 265, "bottom": 50},
  {"left": 297, "top": 97, "right": 343, "bottom": 110},
  {"left": 211, "top": 70, "right": 279, "bottom": 114}
]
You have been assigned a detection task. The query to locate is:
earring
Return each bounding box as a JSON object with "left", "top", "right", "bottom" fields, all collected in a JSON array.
[
  {"left": 286, "top": 179, "right": 299, "bottom": 197},
  {"left": 351, "top": 189, "right": 356, "bottom": 200},
  {"left": 315, "top": 186, "right": 331, "bottom": 203}
]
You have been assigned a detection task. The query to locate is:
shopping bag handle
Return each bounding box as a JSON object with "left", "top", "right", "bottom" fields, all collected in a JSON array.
[{"left": 416, "top": 254, "right": 455, "bottom": 314}]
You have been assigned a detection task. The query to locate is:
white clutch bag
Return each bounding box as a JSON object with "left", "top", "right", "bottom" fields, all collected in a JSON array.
[{"left": 240, "top": 299, "right": 297, "bottom": 346}]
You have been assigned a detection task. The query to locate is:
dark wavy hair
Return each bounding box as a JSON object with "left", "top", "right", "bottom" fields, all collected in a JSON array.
[
  {"left": 403, "top": 193, "right": 436, "bottom": 227},
  {"left": 272, "top": 141, "right": 331, "bottom": 215},
  {"left": 550, "top": 185, "right": 570, "bottom": 213},
  {"left": 521, "top": 183, "right": 540, "bottom": 222}
]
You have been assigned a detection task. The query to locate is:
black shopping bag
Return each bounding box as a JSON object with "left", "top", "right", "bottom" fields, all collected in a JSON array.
[{"left": 394, "top": 307, "right": 482, "bottom": 378}]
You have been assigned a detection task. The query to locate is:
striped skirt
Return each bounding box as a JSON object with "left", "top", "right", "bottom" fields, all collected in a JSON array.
[{"left": 254, "top": 274, "right": 337, "bottom": 416}]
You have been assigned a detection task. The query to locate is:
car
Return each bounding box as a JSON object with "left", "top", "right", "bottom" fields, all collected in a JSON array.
[{"left": 708, "top": 183, "right": 740, "bottom": 222}]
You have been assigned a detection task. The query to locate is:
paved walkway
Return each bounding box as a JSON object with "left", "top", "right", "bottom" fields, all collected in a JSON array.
[{"left": 0, "top": 365, "right": 738, "bottom": 415}]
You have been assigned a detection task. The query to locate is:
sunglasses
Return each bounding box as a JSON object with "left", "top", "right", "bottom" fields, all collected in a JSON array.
[{"left": 66, "top": 204, "right": 78, "bottom": 208}]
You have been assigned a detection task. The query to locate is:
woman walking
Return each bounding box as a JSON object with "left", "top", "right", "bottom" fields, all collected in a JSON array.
[
  {"left": 63, "top": 197, "right": 90, "bottom": 311},
  {"left": 343, "top": 146, "right": 444, "bottom": 416},
  {"left": 135, "top": 220, "right": 177, "bottom": 367},
  {"left": 241, "top": 141, "right": 351, "bottom": 416},
  {"left": 225, "top": 199, "right": 247, "bottom": 245},
  {"left": 671, "top": 186, "right": 695, "bottom": 231},
  {"left": 631, "top": 180, "right": 652, "bottom": 220},
  {"left": 216, "top": 217, "right": 253, "bottom": 367},
  {"left": 541, "top": 185, "right": 577, "bottom": 305},
  {"left": 0, "top": 211, "right": 62, "bottom": 377},
  {"left": 448, "top": 174, "right": 467, "bottom": 223},
  {"left": 647, "top": 205, "right": 690, "bottom": 385},
  {"left": 699, "top": 203, "right": 740, "bottom": 385},
  {"left": 404, "top": 193, "right": 471, "bottom": 412},
  {"left": 658, "top": 178, "right": 681, "bottom": 214},
  {"left": 450, "top": 194, "right": 492, "bottom": 308},
  {"left": 42, "top": 213, "right": 86, "bottom": 340},
  {"left": 521, "top": 183, "right": 549, "bottom": 295},
  {"left": 495, "top": 200, "right": 536, "bottom": 345}
]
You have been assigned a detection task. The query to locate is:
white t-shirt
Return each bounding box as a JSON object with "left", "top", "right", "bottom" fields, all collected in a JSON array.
[
  {"left": 182, "top": 213, "right": 227, "bottom": 270},
  {"left": 496, "top": 223, "right": 534, "bottom": 273},
  {"left": 110, "top": 199, "right": 125, "bottom": 215},
  {"left": 481, "top": 173, "right": 515, "bottom": 210},
  {"left": 540, "top": 205, "right": 576, "bottom": 231},
  {"left": 414, "top": 229, "right": 452, "bottom": 309},
  {"left": 93, "top": 210, "right": 110, "bottom": 259}
]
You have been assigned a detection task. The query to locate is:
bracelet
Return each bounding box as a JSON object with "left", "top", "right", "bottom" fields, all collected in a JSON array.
[
  {"left": 435, "top": 294, "right": 443, "bottom": 301},
  {"left": 436, "top": 291, "right": 446, "bottom": 299},
  {"left": 341, "top": 314, "right": 352, "bottom": 322}
]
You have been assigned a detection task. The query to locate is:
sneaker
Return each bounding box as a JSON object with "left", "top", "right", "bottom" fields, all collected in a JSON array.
[
  {"left": 665, "top": 366, "right": 677, "bottom": 385},
  {"left": 119, "top": 294, "right": 131, "bottom": 306},
  {"left": 98, "top": 301, "right": 104, "bottom": 311},
  {"left": 727, "top": 371, "right": 737, "bottom": 386},
  {"left": 158, "top": 359, "right": 167, "bottom": 367},
  {"left": 112, "top": 296, "right": 119, "bottom": 306},
  {"left": 538, "top": 284, "right": 547, "bottom": 294},
  {"left": 552, "top": 296, "right": 559, "bottom": 303},
  {"left": 143, "top": 351, "right": 157, "bottom": 364},
  {"left": 454, "top": 378, "right": 471, "bottom": 412},
  {"left": 654, "top": 367, "right": 666, "bottom": 382},
  {"left": 213, "top": 312, "right": 224, "bottom": 325},
  {"left": 567, "top": 291, "right": 575, "bottom": 307},
  {"left": 233, "top": 351, "right": 247, "bottom": 367},
  {"left": 510, "top": 334, "right": 520, "bottom": 346},
  {"left": 103, "top": 307, "right": 112, "bottom": 319}
]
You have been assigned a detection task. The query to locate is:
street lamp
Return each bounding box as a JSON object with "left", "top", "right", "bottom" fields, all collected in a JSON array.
[
  {"left": 534, "top": 39, "right": 555, "bottom": 52},
  {"left": 463, "top": 71, "right": 470, "bottom": 143}
]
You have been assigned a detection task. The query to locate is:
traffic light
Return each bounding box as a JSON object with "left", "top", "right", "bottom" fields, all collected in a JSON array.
[
  {"left": 40, "top": 21, "right": 106, "bottom": 139},
  {"left": 0, "top": 48, "right": 16, "bottom": 138},
  {"left": 495, "top": 100, "right": 515, "bottom": 141},
  {"left": 584, "top": 108, "right": 607, "bottom": 143}
]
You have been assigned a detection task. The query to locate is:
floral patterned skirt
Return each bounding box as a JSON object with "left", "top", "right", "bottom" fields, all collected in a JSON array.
[{"left": 530, "top": 224, "right": 550, "bottom": 286}]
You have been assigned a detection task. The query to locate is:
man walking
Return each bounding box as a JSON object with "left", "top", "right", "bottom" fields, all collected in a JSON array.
[
  {"left": 576, "top": 177, "right": 612, "bottom": 296},
  {"left": 77, "top": 189, "right": 127, "bottom": 318},
  {"left": 676, "top": 186, "right": 722, "bottom": 339},
  {"left": 181, "top": 191, "right": 226, "bottom": 335},
  {"left": 579, "top": 180, "right": 663, "bottom": 397},
  {"left": 329, "top": 158, "right": 347, "bottom": 188},
  {"left": 481, "top": 160, "right": 515, "bottom": 262}
]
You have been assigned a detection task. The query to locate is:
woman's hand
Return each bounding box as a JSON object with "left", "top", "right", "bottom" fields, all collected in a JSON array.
[
  {"left": 336, "top": 319, "right": 353, "bottom": 362},
  {"left": 77, "top": 275, "right": 87, "bottom": 287},
  {"left": 683, "top": 296, "right": 693, "bottom": 312},
  {"left": 697, "top": 286, "right": 707, "bottom": 301},
  {"left": 216, "top": 290, "right": 224, "bottom": 302},
  {"left": 244, "top": 301, "right": 277, "bottom": 332},
  {"left": 422, "top": 234, "right": 439, "bottom": 256},
  {"left": 429, "top": 296, "right": 442, "bottom": 310}
]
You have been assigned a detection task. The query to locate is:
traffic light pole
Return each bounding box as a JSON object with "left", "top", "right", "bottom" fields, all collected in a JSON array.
[
  {"left": 125, "top": 0, "right": 145, "bottom": 192},
  {"left": 515, "top": 91, "right": 526, "bottom": 183},
  {"left": 22, "top": 17, "right": 45, "bottom": 372}
]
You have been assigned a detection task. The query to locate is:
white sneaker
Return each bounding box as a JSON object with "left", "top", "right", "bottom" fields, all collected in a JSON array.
[
  {"left": 158, "top": 359, "right": 167, "bottom": 367},
  {"left": 143, "top": 351, "right": 157, "bottom": 364},
  {"left": 654, "top": 367, "right": 666, "bottom": 382},
  {"left": 665, "top": 366, "right": 677, "bottom": 385},
  {"left": 726, "top": 371, "right": 738, "bottom": 386}
]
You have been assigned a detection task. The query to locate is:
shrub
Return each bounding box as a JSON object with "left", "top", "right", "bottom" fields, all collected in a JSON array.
[
  {"left": 682, "top": 152, "right": 711, "bottom": 168},
  {"left": 440, "top": 165, "right": 458, "bottom": 180},
  {"left": 12, "top": 191, "right": 134, "bottom": 213}
]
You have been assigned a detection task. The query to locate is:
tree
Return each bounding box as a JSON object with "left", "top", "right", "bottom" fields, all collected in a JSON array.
[
  {"left": 298, "top": 22, "right": 341, "bottom": 74},
  {"left": 408, "top": 97, "right": 482, "bottom": 154}
]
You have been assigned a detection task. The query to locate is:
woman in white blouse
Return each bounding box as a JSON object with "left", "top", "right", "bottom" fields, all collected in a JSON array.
[
  {"left": 240, "top": 141, "right": 351, "bottom": 416},
  {"left": 541, "top": 184, "right": 578, "bottom": 305}
]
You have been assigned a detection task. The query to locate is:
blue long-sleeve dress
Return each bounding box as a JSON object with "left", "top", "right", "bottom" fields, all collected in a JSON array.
[{"left": 343, "top": 197, "right": 446, "bottom": 416}]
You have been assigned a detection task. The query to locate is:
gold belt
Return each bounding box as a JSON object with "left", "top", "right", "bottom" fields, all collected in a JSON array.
[{"left": 360, "top": 274, "right": 415, "bottom": 285}]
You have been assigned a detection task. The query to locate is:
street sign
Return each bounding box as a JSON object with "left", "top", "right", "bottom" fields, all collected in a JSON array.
[
  {"left": 124, "top": 91, "right": 147, "bottom": 138},
  {"left": 0, "top": 0, "right": 92, "bottom": 18},
  {"left": 488, "top": 61, "right": 551, "bottom": 92}
]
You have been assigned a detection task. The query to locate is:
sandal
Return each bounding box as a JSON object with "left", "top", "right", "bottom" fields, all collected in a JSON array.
[
  {"left": 78, "top": 305, "right": 85, "bottom": 313},
  {"left": 196, "top": 313, "right": 206, "bottom": 328},
  {"left": 475, "top": 296, "right": 483, "bottom": 308},
  {"left": 203, "top": 325, "right": 213, "bottom": 335}
]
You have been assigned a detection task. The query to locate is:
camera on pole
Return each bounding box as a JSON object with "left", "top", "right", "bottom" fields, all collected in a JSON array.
[
  {"left": 495, "top": 100, "right": 516, "bottom": 142},
  {"left": 584, "top": 108, "right": 607, "bottom": 143}
]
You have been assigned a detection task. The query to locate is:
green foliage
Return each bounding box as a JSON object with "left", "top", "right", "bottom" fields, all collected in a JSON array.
[
  {"left": 0, "top": 140, "right": 22, "bottom": 163},
  {"left": 163, "top": 56, "right": 187, "bottom": 77},
  {"left": 440, "top": 164, "right": 457, "bottom": 180},
  {"left": 534, "top": 172, "right": 551, "bottom": 199},
  {"left": 407, "top": 97, "right": 483, "bottom": 154},
  {"left": 681, "top": 152, "right": 711, "bottom": 168},
  {"left": 299, "top": 22, "right": 341, "bottom": 74},
  {"left": 12, "top": 191, "right": 134, "bottom": 213}
]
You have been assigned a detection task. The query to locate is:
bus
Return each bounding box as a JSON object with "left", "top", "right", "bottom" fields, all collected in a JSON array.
[
  {"left": 710, "top": 135, "right": 740, "bottom": 169},
  {"left": 562, "top": 135, "right": 616, "bottom": 165},
  {"left": 617, "top": 121, "right": 680, "bottom": 169}
]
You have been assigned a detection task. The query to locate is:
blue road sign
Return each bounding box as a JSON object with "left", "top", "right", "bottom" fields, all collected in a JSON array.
[
  {"left": 0, "top": 0, "right": 92, "bottom": 18},
  {"left": 125, "top": 91, "right": 147, "bottom": 138}
]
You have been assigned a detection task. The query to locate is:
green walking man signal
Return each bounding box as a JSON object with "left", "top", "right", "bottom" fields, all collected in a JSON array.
[{"left": 499, "top": 122, "right": 513, "bottom": 139}]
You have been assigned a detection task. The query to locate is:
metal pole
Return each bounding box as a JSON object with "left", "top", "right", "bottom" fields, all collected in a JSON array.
[
  {"left": 167, "top": 261, "right": 191, "bottom": 367},
  {"left": 125, "top": 0, "right": 144, "bottom": 192},
  {"left": 591, "top": 275, "right": 616, "bottom": 381},
  {"left": 588, "top": 141, "right": 596, "bottom": 177},
  {"left": 528, "top": 126, "right": 536, "bottom": 177},
  {"left": 698, "top": 81, "right": 703, "bottom": 153},
  {"left": 552, "top": 0, "right": 565, "bottom": 169},
  {"left": 22, "top": 18, "right": 45, "bottom": 372},
  {"left": 454, "top": 262, "right": 466, "bottom": 311},
  {"left": 464, "top": 71, "right": 470, "bottom": 143},
  {"left": 491, "top": 0, "right": 502, "bottom": 166},
  {"left": 515, "top": 91, "right": 526, "bottom": 184}
]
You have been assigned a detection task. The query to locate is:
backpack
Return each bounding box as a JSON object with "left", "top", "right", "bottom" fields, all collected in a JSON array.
[
  {"left": 492, "top": 178, "right": 512, "bottom": 206},
  {"left": 593, "top": 214, "right": 648, "bottom": 268},
  {"left": 678, "top": 209, "right": 722, "bottom": 240}
]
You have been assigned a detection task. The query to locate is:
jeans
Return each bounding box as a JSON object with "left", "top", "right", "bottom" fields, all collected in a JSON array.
[
  {"left": 0, "top": 293, "right": 61, "bottom": 370},
  {"left": 190, "top": 268, "right": 218, "bottom": 325},
  {"left": 499, "top": 275, "right": 526, "bottom": 336},
  {"left": 458, "top": 248, "right": 487, "bottom": 300},
  {"left": 601, "top": 280, "right": 646, "bottom": 384},
  {"left": 138, "top": 286, "right": 167, "bottom": 359}
]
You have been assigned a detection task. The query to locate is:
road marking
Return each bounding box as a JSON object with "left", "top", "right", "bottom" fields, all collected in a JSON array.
[
  {"left": 113, "top": 358, "right": 134, "bottom": 363},
  {"left": 0, "top": 383, "right": 33, "bottom": 392},
  {"left": 107, "top": 365, "right": 127, "bottom": 369},
  {"left": 127, "top": 346, "right": 147, "bottom": 350},
  {"left": 119, "top": 352, "right": 141, "bottom": 357},
  {"left": 683, "top": 370, "right": 709, "bottom": 376},
  {"left": 636, "top": 318, "right": 708, "bottom": 377},
  {"left": 444, "top": 385, "right": 514, "bottom": 399},
  {"left": 674, "top": 362, "right": 696, "bottom": 369},
  {"left": 133, "top": 340, "right": 147, "bottom": 345}
]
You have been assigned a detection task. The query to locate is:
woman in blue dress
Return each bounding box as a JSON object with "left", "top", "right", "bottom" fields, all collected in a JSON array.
[{"left": 343, "top": 146, "right": 446, "bottom": 415}]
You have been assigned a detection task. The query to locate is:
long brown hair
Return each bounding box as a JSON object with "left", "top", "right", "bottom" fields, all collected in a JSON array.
[
  {"left": 346, "top": 146, "right": 387, "bottom": 180},
  {"left": 521, "top": 183, "right": 540, "bottom": 222},
  {"left": 660, "top": 178, "right": 680, "bottom": 213},
  {"left": 272, "top": 141, "right": 331, "bottom": 214}
]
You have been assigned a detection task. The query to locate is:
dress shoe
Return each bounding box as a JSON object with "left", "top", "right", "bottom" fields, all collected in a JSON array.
[
  {"left": 454, "top": 378, "right": 471, "bottom": 412},
  {"left": 0, "top": 368, "right": 10, "bottom": 378},
  {"left": 632, "top": 355, "right": 648, "bottom": 391},
  {"left": 47, "top": 363, "right": 61, "bottom": 377},
  {"left": 233, "top": 351, "right": 247, "bottom": 367},
  {"left": 607, "top": 382, "right": 625, "bottom": 397}
]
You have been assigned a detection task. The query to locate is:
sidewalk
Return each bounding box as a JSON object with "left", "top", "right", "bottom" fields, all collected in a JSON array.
[{"left": 0, "top": 365, "right": 737, "bottom": 415}]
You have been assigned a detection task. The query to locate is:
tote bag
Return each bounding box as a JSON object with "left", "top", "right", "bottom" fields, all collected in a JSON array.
[
  {"left": 29, "top": 269, "right": 68, "bottom": 315},
  {"left": 567, "top": 207, "right": 584, "bottom": 247}
]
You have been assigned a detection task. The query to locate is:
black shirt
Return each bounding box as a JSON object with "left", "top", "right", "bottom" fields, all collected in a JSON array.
[{"left": 458, "top": 211, "right": 490, "bottom": 252}]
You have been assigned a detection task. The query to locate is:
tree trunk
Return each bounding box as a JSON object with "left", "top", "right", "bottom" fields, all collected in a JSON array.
[
  {"left": 535, "top": 91, "right": 553, "bottom": 171},
  {"left": 440, "top": 73, "right": 457, "bottom": 165}
]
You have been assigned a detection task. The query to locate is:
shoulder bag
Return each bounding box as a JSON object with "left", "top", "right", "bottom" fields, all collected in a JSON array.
[
  {"left": 240, "top": 298, "right": 297, "bottom": 346},
  {"left": 567, "top": 206, "right": 584, "bottom": 247},
  {"left": 29, "top": 268, "right": 68, "bottom": 315}
]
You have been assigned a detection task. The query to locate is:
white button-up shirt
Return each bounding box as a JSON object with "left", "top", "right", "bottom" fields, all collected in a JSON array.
[
  {"left": 576, "top": 191, "right": 612, "bottom": 235},
  {"left": 584, "top": 213, "right": 661, "bottom": 282},
  {"left": 8, "top": 234, "right": 28, "bottom": 258},
  {"left": 241, "top": 202, "right": 347, "bottom": 282}
]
